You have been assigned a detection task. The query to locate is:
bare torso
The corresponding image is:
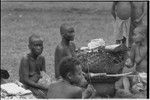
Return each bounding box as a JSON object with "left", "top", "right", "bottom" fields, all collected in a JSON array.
[
  {"left": 60, "top": 42, "right": 76, "bottom": 58},
  {"left": 47, "top": 80, "right": 81, "bottom": 98},
  {"left": 55, "top": 42, "right": 76, "bottom": 78}
]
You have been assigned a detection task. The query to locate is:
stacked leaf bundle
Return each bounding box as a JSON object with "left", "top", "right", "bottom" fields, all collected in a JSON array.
[{"left": 76, "top": 44, "right": 128, "bottom": 83}]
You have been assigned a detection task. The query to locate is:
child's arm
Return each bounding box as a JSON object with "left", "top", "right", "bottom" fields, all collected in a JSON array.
[
  {"left": 134, "top": 2, "right": 146, "bottom": 22},
  {"left": 111, "top": 1, "right": 118, "bottom": 20},
  {"left": 20, "top": 57, "right": 47, "bottom": 90},
  {"left": 73, "top": 88, "right": 82, "bottom": 98},
  {"left": 127, "top": 44, "right": 136, "bottom": 67},
  {"left": 54, "top": 46, "right": 63, "bottom": 79},
  {"left": 82, "top": 84, "right": 96, "bottom": 98},
  {"left": 41, "top": 56, "right": 46, "bottom": 72}
]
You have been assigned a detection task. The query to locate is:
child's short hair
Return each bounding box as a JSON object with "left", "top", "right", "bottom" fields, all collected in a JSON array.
[
  {"left": 59, "top": 57, "right": 80, "bottom": 79},
  {"left": 60, "top": 23, "right": 74, "bottom": 35},
  {"left": 29, "top": 34, "right": 43, "bottom": 44}
]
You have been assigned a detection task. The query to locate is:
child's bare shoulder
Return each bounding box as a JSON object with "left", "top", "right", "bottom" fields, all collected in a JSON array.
[
  {"left": 21, "top": 54, "right": 29, "bottom": 61},
  {"left": 38, "top": 55, "right": 45, "bottom": 60},
  {"left": 56, "top": 43, "right": 63, "bottom": 51}
]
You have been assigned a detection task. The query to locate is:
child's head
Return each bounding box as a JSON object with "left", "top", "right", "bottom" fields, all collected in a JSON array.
[
  {"left": 133, "top": 25, "right": 147, "bottom": 43},
  {"left": 59, "top": 57, "right": 88, "bottom": 88},
  {"left": 60, "top": 23, "right": 75, "bottom": 41},
  {"left": 28, "top": 34, "right": 43, "bottom": 56}
]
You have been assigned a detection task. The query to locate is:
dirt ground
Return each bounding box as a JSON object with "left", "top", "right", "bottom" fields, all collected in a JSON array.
[{"left": 1, "top": 2, "right": 147, "bottom": 84}]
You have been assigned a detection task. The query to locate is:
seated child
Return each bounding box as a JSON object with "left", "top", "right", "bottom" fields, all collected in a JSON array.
[
  {"left": 115, "top": 25, "right": 147, "bottom": 98},
  {"left": 54, "top": 23, "right": 76, "bottom": 79},
  {"left": 47, "top": 57, "right": 96, "bottom": 98},
  {"left": 19, "top": 34, "right": 50, "bottom": 98},
  {"left": 128, "top": 25, "right": 147, "bottom": 73}
]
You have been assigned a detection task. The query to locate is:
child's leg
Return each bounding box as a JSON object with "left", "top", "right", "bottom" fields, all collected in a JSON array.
[
  {"left": 115, "top": 77, "right": 123, "bottom": 90},
  {"left": 122, "top": 77, "right": 131, "bottom": 93},
  {"left": 29, "top": 87, "right": 47, "bottom": 98},
  {"left": 113, "top": 17, "right": 124, "bottom": 44}
]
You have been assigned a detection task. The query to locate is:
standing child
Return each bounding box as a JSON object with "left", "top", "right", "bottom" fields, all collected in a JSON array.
[
  {"left": 19, "top": 34, "right": 50, "bottom": 98},
  {"left": 111, "top": 1, "right": 146, "bottom": 48},
  {"left": 111, "top": 1, "right": 131, "bottom": 47}
]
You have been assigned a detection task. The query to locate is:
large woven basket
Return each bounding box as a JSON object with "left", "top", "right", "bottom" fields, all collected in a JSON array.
[{"left": 76, "top": 44, "right": 128, "bottom": 83}]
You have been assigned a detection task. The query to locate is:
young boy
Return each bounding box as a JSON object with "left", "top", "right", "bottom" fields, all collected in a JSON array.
[
  {"left": 115, "top": 25, "right": 147, "bottom": 98},
  {"left": 47, "top": 57, "right": 96, "bottom": 98},
  {"left": 111, "top": 1, "right": 146, "bottom": 48},
  {"left": 19, "top": 34, "right": 48, "bottom": 98},
  {"left": 54, "top": 23, "right": 76, "bottom": 79}
]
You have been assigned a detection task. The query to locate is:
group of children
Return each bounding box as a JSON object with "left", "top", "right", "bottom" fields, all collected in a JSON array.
[
  {"left": 17, "top": 23, "right": 147, "bottom": 98},
  {"left": 18, "top": 23, "right": 96, "bottom": 99},
  {"left": 1, "top": 1, "right": 147, "bottom": 99}
]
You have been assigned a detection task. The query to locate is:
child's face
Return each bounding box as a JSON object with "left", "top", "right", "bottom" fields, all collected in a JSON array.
[
  {"left": 70, "top": 65, "right": 88, "bottom": 88},
  {"left": 63, "top": 28, "right": 75, "bottom": 41},
  {"left": 133, "top": 28, "right": 144, "bottom": 43},
  {"left": 29, "top": 39, "right": 43, "bottom": 56}
]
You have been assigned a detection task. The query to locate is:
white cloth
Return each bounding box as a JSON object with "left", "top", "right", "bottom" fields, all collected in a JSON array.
[
  {"left": 1, "top": 83, "right": 32, "bottom": 95},
  {"left": 88, "top": 38, "right": 105, "bottom": 49}
]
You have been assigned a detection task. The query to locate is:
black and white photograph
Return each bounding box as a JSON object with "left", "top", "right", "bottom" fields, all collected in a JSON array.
[{"left": 1, "top": 0, "right": 148, "bottom": 99}]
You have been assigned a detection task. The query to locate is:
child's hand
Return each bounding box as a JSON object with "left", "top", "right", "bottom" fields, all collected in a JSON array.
[
  {"left": 134, "top": 18, "right": 141, "bottom": 23},
  {"left": 82, "top": 84, "right": 96, "bottom": 98},
  {"left": 38, "top": 71, "right": 52, "bottom": 89},
  {"left": 125, "top": 58, "right": 133, "bottom": 68}
]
